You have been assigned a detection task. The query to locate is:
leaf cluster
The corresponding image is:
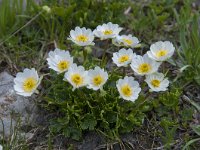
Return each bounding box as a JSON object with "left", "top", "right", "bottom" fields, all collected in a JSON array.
[
  {"left": 43, "top": 71, "right": 151, "bottom": 140},
  {"left": 152, "top": 86, "right": 197, "bottom": 149}
]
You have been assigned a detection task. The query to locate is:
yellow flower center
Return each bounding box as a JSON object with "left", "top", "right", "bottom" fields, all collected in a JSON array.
[
  {"left": 138, "top": 63, "right": 152, "bottom": 73},
  {"left": 151, "top": 79, "right": 160, "bottom": 87},
  {"left": 57, "top": 61, "right": 69, "bottom": 71},
  {"left": 23, "top": 77, "right": 37, "bottom": 92},
  {"left": 123, "top": 38, "right": 133, "bottom": 45},
  {"left": 156, "top": 49, "right": 168, "bottom": 58},
  {"left": 93, "top": 75, "right": 104, "bottom": 86},
  {"left": 71, "top": 74, "right": 83, "bottom": 86},
  {"left": 118, "top": 55, "right": 129, "bottom": 63},
  {"left": 121, "top": 84, "right": 132, "bottom": 97},
  {"left": 103, "top": 30, "right": 113, "bottom": 35},
  {"left": 76, "top": 35, "right": 88, "bottom": 42}
]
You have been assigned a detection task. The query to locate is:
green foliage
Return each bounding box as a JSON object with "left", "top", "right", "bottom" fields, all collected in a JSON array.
[
  {"left": 32, "top": 0, "right": 129, "bottom": 45},
  {"left": 159, "top": 88, "right": 180, "bottom": 108},
  {"left": 183, "top": 125, "right": 200, "bottom": 150},
  {"left": 174, "top": 0, "right": 200, "bottom": 85},
  {"left": 44, "top": 72, "right": 150, "bottom": 140},
  {"left": 152, "top": 86, "right": 198, "bottom": 149},
  {"left": 128, "top": 0, "right": 181, "bottom": 44},
  {"left": 180, "top": 108, "right": 194, "bottom": 127},
  {"left": 153, "top": 86, "right": 181, "bottom": 116},
  {"left": 0, "top": 0, "right": 36, "bottom": 39},
  {"left": 160, "top": 118, "right": 178, "bottom": 149},
  {"left": 191, "top": 125, "right": 200, "bottom": 136},
  {"left": 152, "top": 87, "right": 182, "bottom": 148},
  {"left": 0, "top": 0, "right": 129, "bottom": 70},
  {"left": 0, "top": 0, "right": 45, "bottom": 70}
]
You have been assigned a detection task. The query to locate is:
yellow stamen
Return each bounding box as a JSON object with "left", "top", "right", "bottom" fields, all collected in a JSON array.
[
  {"left": 103, "top": 30, "right": 113, "bottom": 35},
  {"left": 76, "top": 35, "right": 88, "bottom": 42},
  {"left": 71, "top": 74, "right": 83, "bottom": 86},
  {"left": 156, "top": 50, "right": 167, "bottom": 58},
  {"left": 57, "top": 61, "right": 69, "bottom": 71},
  {"left": 118, "top": 55, "right": 129, "bottom": 63},
  {"left": 151, "top": 79, "right": 160, "bottom": 87},
  {"left": 23, "top": 77, "right": 37, "bottom": 92},
  {"left": 123, "top": 38, "right": 133, "bottom": 45},
  {"left": 138, "top": 63, "right": 152, "bottom": 73},
  {"left": 121, "top": 84, "right": 132, "bottom": 97},
  {"left": 93, "top": 75, "right": 104, "bottom": 86}
]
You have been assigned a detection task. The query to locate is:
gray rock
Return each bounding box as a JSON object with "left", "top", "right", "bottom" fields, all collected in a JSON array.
[{"left": 0, "top": 71, "right": 39, "bottom": 138}]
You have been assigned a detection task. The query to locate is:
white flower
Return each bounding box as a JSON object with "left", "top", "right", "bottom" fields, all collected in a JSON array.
[
  {"left": 145, "top": 72, "right": 169, "bottom": 92},
  {"left": 87, "top": 66, "right": 108, "bottom": 90},
  {"left": 47, "top": 48, "right": 73, "bottom": 74},
  {"left": 0, "top": 145, "right": 2, "bottom": 150},
  {"left": 116, "top": 76, "right": 141, "bottom": 102},
  {"left": 130, "top": 54, "right": 161, "bottom": 76},
  {"left": 14, "top": 68, "right": 41, "bottom": 97},
  {"left": 112, "top": 48, "right": 136, "bottom": 67},
  {"left": 64, "top": 64, "right": 88, "bottom": 90},
  {"left": 68, "top": 27, "right": 94, "bottom": 46},
  {"left": 147, "top": 41, "right": 175, "bottom": 61},
  {"left": 114, "top": 34, "right": 140, "bottom": 48},
  {"left": 93, "top": 22, "right": 123, "bottom": 40}
]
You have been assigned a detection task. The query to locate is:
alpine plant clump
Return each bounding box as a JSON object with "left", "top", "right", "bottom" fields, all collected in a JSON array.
[{"left": 14, "top": 22, "right": 175, "bottom": 139}]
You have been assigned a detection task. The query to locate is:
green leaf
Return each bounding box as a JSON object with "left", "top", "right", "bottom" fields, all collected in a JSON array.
[
  {"left": 191, "top": 125, "right": 200, "bottom": 136},
  {"left": 53, "top": 7, "right": 65, "bottom": 17},
  {"left": 104, "top": 111, "right": 117, "bottom": 123},
  {"left": 180, "top": 108, "right": 194, "bottom": 122},
  {"left": 194, "top": 75, "right": 200, "bottom": 85},
  {"left": 182, "top": 138, "right": 200, "bottom": 150},
  {"left": 70, "top": 127, "right": 82, "bottom": 140},
  {"left": 80, "top": 114, "right": 97, "bottom": 130},
  {"left": 160, "top": 88, "right": 181, "bottom": 108},
  {"left": 183, "top": 95, "right": 200, "bottom": 112}
]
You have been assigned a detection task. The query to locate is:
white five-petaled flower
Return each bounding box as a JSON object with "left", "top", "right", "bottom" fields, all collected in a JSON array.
[
  {"left": 68, "top": 27, "right": 94, "bottom": 46},
  {"left": 14, "top": 68, "right": 42, "bottom": 97},
  {"left": 47, "top": 48, "right": 73, "bottom": 74},
  {"left": 147, "top": 41, "right": 175, "bottom": 61},
  {"left": 87, "top": 66, "right": 108, "bottom": 90},
  {"left": 64, "top": 64, "right": 88, "bottom": 90},
  {"left": 93, "top": 22, "right": 123, "bottom": 40},
  {"left": 130, "top": 54, "right": 161, "bottom": 76},
  {"left": 112, "top": 48, "right": 136, "bottom": 67},
  {"left": 116, "top": 76, "right": 141, "bottom": 102},
  {"left": 114, "top": 34, "right": 140, "bottom": 48},
  {"left": 145, "top": 72, "right": 169, "bottom": 92}
]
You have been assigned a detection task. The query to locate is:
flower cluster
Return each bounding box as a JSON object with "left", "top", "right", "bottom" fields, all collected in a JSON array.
[
  {"left": 14, "top": 22, "right": 175, "bottom": 103},
  {"left": 113, "top": 40, "right": 174, "bottom": 101},
  {"left": 67, "top": 22, "right": 140, "bottom": 48}
]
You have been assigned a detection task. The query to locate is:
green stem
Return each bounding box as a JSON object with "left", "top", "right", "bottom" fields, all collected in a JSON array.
[{"left": 83, "top": 47, "right": 88, "bottom": 66}]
